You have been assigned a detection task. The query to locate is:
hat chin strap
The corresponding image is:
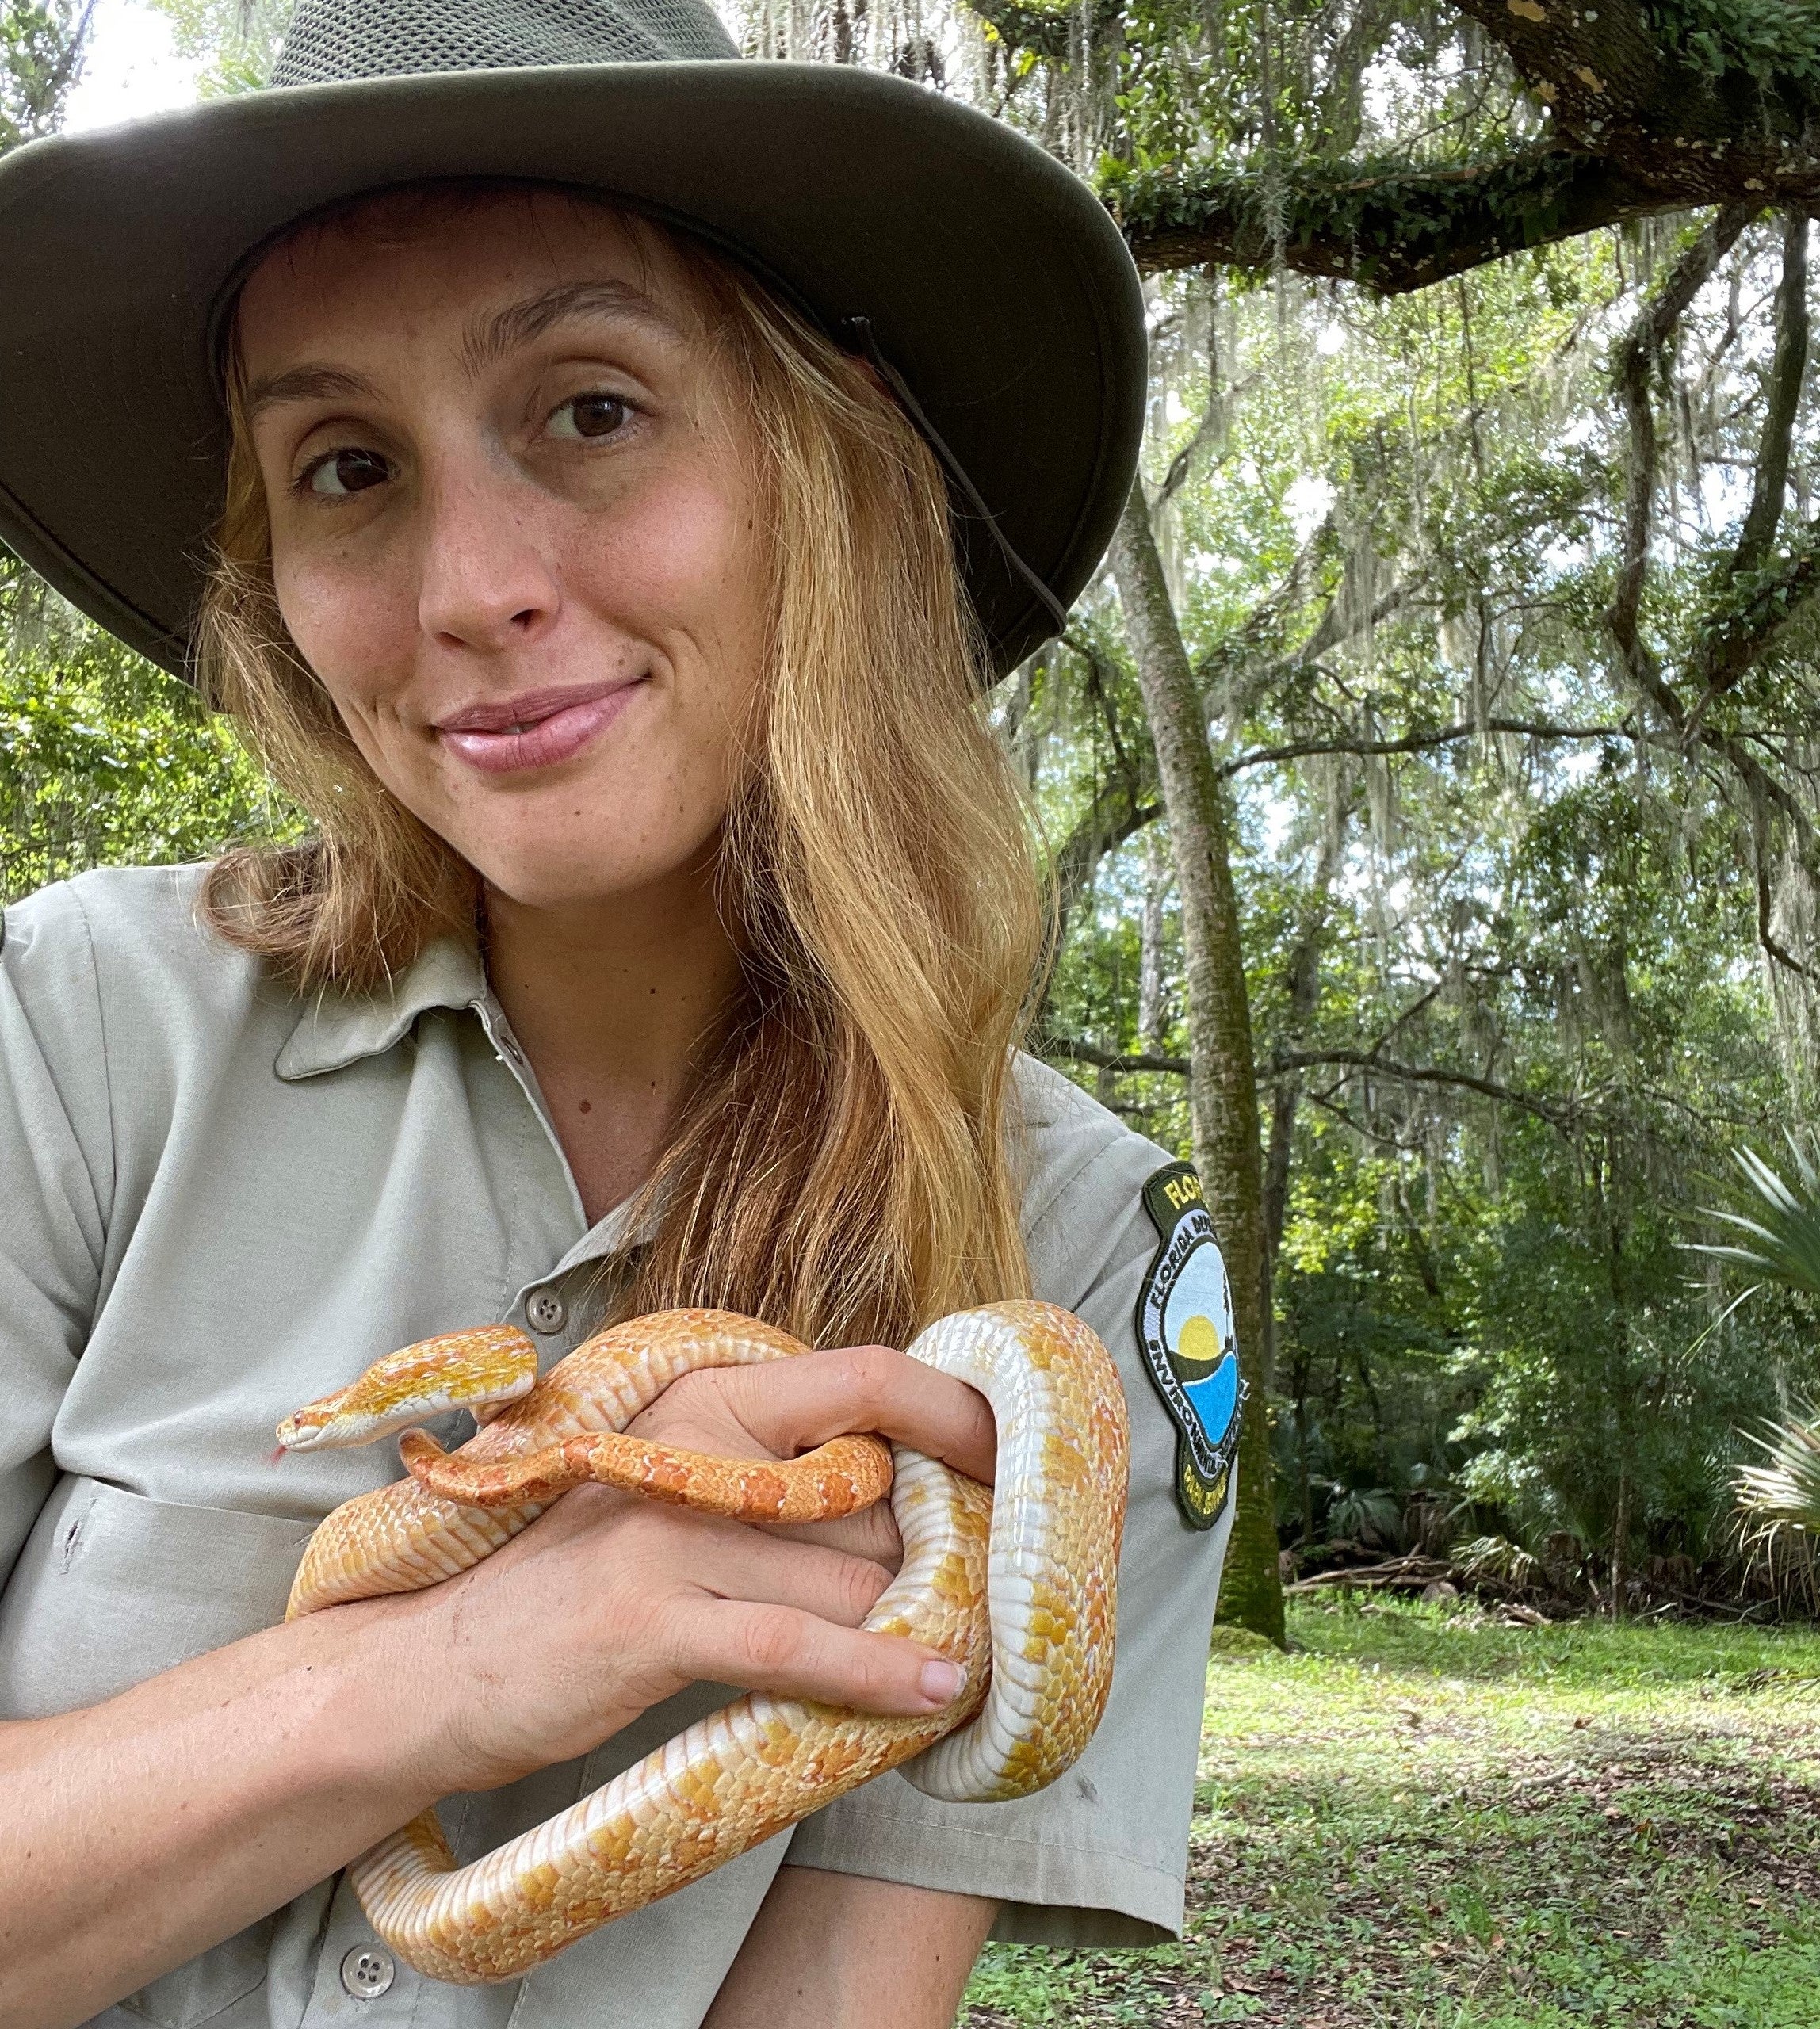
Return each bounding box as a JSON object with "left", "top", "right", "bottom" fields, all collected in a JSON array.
[{"left": 839, "top": 315, "right": 1072, "bottom": 644}]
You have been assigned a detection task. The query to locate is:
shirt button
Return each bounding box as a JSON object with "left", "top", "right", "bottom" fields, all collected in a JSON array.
[
  {"left": 341, "top": 1944, "right": 396, "bottom": 1999},
  {"left": 526, "top": 1289, "right": 567, "bottom": 1335},
  {"left": 499, "top": 1034, "right": 525, "bottom": 1065}
]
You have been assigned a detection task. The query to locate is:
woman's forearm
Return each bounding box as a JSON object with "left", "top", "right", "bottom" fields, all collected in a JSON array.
[
  {"left": 0, "top": 1593, "right": 457, "bottom": 2029},
  {"left": 706, "top": 1867, "right": 998, "bottom": 2027},
  {"left": 0, "top": 1495, "right": 962, "bottom": 2025},
  {"left": 0, "top": 1360, "right": 989, "bottom": 2028}
]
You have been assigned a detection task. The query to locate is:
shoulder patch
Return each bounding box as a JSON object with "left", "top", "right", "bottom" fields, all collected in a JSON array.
[{"left": 1134, "top": 1161, "right": 1244, "bottom": 1531}]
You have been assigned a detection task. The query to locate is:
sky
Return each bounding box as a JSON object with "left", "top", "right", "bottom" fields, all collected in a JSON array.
[{"left": 63, "top": 0, "right": 201, "bottom": 134}]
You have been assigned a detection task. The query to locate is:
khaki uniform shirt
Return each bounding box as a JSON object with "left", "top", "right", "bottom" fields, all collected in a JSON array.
[{"left": 0, "top": 865, "right": 1234, "bottom": 2029}]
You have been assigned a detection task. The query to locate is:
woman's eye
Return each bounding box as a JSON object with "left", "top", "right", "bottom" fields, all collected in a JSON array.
[
  {"left": 305, "top": 448, "right": 392, "bottom": 498},
  {"left": 549, "top": 392, "right": 633, "bottom": 441}
]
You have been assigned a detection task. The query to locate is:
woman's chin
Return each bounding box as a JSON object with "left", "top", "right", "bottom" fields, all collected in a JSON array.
[{"left": 465, "top": 841, "right": 710, "bottom": 918}]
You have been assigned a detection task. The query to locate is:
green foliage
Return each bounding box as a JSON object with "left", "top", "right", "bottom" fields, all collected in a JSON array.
[
  {"left": 1699, "top": 1143, "right": 1820, "bottom": 1298},
  {"left": 0, "top": 0, "right": 91, "bottom": 151},
  {"left": 1688, "top": 1144, "right": 1820, "bottom": 1541},
  {"left": 1649, "top": 0, "right": 1820, "bottom": 94},
  {"left": 1102, "top": 147, "right": 1604, "bottom": 288},
  {"left": 1738, "top": 1408, "right": 1820, "bottom": 1537},
  {"left": 1038, "top": 208, "right": 1820, "bottom": 1596},
  {"left": 0, "top": 579, "right": 291, "bottom": 904},
  {"left": 1457, "top": 1531, "right": 1542, "bottom": 1588},
  {"left": 146, "top": 0, "right": 285, "bottom": 97},
  {"left": 1327, "top": 1482, "right": 1400, "bottom": 1544}
]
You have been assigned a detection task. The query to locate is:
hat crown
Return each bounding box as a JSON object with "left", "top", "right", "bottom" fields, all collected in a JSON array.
[{"left": 273, "top": 0, "right": 739, "bottom": 87}]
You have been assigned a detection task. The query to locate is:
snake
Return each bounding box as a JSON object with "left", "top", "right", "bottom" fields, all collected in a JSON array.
[{"left": 277, "top": 1300, "right": 1129, "bottom": 1985}]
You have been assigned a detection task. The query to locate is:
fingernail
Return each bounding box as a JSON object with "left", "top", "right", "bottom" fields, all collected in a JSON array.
[{"left": 920, "top": 1659, "right": 964, "bottom": 1704}]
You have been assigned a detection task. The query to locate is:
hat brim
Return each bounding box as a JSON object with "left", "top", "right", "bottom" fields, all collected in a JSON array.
[{"left": 0, "top": 63, "right": 1144, "bottom": 680}]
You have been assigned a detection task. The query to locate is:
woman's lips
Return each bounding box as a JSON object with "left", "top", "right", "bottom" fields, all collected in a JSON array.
[{"left": 436, "top": 681, "right": 641, "bottom": 775}]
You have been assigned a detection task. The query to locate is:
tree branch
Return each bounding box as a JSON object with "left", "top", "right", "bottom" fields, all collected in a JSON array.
[
  {"left": 1044, "top": 1037, "right": 1190, "bottom": 1076},
  {"left": 1050, "top": 782, "right": 1160, "bottom": 937},
  {"left": 1044, "top": 630, "right": 1160, "bottom": 938},
  {"left": 1046, "top": 1036, "right": 1574, "bottom": 1126},
  {"left": 1604, "top": 204, "right": 1818, "bottom": 854},
  {"left": 1687, "top": 521, "right": 1820, "bottom": 706},
  {"left": 1272, "top": 1049, "right": 1573, "bottom": 1125},
  {"left": 1193, "top": 516, "right": 1338, "bottom": 709},
  {"left": 1219, "top": 718, "right": 1630, "bottom": 775},
  {"left": 1107, "top": 147, "right": 1677, "bottom": 296},
  {"left": 1451, "top": 0, "right": 1820, "bottom": 190},
  {"left": 1732, "top": 214, "right": 1810, "bottom": 579},
  {"left": 1674, "top": 222, "right": 1819, "bottom": 732}
]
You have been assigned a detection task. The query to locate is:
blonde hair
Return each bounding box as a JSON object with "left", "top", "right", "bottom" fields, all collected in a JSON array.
[{"left": 197, "top": 188, "right": 1046, "bottom": 1346}]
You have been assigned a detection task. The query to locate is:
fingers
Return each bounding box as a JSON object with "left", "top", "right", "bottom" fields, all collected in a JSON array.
[
  {"left": 684, "top": 1516, "right": 896, "bottom": 1627},
  {"left": 769, "top": 1503, "right": 904, "bottom": 1567},
  {"left": 682, "top": 1597, "right": 968, "bottom": 1717},
  {"left": 718, "top": 1347, "right": 998, "bottom": 1486}
]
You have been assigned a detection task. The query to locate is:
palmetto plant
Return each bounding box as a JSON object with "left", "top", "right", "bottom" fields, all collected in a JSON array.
[
  {"left": 1700, "top": 1143, "right": 1820, "bottom": 1303},
  {"left": 1328, "top": 1486, "right": 1401, "bottom": 1549},
  {"left": 1696, "top": 1144, "right": 1820, "bottom": 1538},
  {"left": 1735, "top": 1409, "right": 1820, "bottom": 1539},
  {"left": 1457, "top": 1534, "right": 1543, "bottom": 1591}
]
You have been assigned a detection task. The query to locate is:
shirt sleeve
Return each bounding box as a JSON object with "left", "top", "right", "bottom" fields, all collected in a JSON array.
[
  {"left": 784, "top": 1067, "right": 1232, "bottom": 1945},
  {"left": 0, "top": 883, "right": 112, "bottom": 1588}
]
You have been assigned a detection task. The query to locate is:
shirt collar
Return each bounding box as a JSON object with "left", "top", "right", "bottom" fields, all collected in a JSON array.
[{"left": 274, "top": 934, "right": 491, "bottom": 1081}]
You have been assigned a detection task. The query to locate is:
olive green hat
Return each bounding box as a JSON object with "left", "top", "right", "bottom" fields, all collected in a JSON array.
[{"left": 0, "top": 0, "right": 1145, "bottom": 680}]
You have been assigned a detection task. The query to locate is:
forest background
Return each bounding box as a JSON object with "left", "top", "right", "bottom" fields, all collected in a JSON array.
[{"left": 7, "top": 0, "right": 1820, "bottom": 1643}]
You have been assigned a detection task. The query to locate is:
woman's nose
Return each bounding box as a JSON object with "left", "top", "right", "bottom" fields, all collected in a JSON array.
[{"left": 415, "top": 463, "right": 563, "bottom": 652}]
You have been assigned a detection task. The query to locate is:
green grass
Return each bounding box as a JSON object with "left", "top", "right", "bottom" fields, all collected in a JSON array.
[{"left": 962, "top": 1599, "right": 1820, "bottom": 2027}]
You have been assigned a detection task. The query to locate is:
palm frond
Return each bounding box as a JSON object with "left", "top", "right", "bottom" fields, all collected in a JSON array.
[
  {"left": 1691, "top": 1140, "right": 1820, "bottom": 1298},
  {"left": 1457, "top": 1534, "right": 1541, "bottom": 1588},
  {"left": 1736, "top": 1403, "right": 1820, "bottom": 1538}
]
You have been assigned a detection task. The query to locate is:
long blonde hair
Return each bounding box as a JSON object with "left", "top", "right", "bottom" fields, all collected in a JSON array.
[{"left": 197, "top": 187, "right": 1046, "bottom": 1347}]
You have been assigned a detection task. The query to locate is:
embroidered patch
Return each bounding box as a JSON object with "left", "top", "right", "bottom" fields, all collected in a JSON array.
[{"left": 1134, "top": 1161, "right": 1244, "bottom": 1530}]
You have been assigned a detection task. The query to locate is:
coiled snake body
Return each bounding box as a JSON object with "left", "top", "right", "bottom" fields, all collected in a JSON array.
[{"left": 278, "top": 1301, "right": 1128, "bottom": 1984}]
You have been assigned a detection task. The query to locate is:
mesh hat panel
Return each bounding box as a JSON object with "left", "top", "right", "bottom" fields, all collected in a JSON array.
[{"left": 274, "top": 0, "right": 740, "bottom": 84}]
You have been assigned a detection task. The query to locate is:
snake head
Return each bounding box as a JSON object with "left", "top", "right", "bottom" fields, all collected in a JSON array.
[{"left": 275, "top": 1324, "right": 541, "bottom": 1454}]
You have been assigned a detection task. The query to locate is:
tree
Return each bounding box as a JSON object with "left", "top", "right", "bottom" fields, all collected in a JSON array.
[
  {"left": 973, "top": 0, "right": 1820, "bottom": 292},
  {"left": 1110, "top": 484, "right": 1285, "bottom": 1642},
  {"left": 0, "top": 1, "right": 278, "bottom": 903},
  {"left": 0, "top": 0, "right": 94, "bottom": 151}
]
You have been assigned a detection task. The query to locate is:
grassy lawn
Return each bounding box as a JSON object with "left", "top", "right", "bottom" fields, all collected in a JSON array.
[{"left": 962, "top": 1599, "right": 1820, "bottom": 2027}]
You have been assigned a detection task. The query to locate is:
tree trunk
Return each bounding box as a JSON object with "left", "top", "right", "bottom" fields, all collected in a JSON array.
[{"left": 1111, "top": 478, "right": 1286, "bottom": 1648}]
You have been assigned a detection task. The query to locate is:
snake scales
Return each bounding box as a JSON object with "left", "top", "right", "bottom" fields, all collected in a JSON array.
[{"left": 277, "top": 1301, "right": 1129, "bottom": 1984}]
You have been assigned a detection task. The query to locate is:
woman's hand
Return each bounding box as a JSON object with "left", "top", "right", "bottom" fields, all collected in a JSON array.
[
  {"left": 390, "top": 1471, "right": 962, "bottom": 1794},
  {"left": 622, "top": 1345, "right": 999, "bottom": 1563},
  {"left": 0, "top": 1351, "right": 992, "bottom": 2028}
]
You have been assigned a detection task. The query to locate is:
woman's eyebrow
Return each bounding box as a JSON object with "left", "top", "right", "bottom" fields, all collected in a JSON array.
[
  {"left": 244, "top": 363, "right": 383, "bottom": 423},
  {"left": 243, "top": 281, "right": 682, "bottom": 424},
  {"left": 459, "top": 279, "right": 682, "bottom": 376}
]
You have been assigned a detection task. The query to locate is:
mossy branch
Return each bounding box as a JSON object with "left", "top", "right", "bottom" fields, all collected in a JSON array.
[{"left": 1105, "top": 147, "right": 1669, "bottom": 294}]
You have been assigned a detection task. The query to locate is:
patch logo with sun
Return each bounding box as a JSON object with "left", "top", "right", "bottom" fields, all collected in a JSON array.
[{"left": 1135, "top": 1161, "right": 1244, "bottom": 1530}]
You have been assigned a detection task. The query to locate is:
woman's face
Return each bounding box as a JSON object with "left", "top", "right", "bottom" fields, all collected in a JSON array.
[{"left": 236, "top": 190, "right": 766, "bottom": 912}]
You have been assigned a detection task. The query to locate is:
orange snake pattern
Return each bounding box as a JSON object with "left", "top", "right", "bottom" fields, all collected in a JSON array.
[{"left": 278, "top": 1301, "right": 1128, "bottom": 1984}]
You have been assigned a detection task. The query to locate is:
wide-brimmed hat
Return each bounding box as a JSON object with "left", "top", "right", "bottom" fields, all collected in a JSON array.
[{"left": 0, "top": 0, "right": 1145, "bottom": 681}]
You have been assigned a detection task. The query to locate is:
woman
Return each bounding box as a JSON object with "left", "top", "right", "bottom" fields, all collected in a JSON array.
[{"left": 0, "top": 3, "right": 1239, "bottom": 2026}]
